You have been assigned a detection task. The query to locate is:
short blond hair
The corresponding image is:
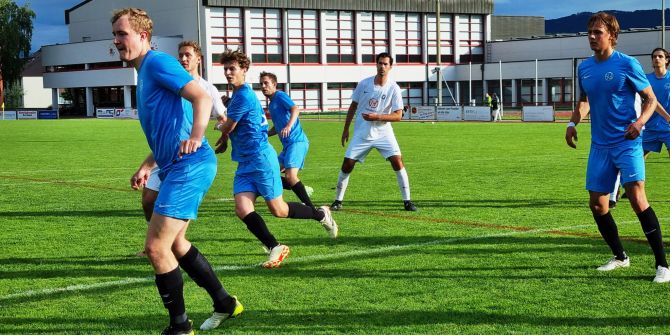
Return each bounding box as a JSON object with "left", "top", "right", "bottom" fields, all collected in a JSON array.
[
  {"left": 178, "top": 40, "right": 202, "bottom": 57},
  {"left": 111, "top": 8, "right": 153, "bottom": 41}
]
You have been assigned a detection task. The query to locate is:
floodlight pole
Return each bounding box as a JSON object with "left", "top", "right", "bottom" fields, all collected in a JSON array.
[
  {"left": 436, "top": 0, "right": 442, "bottom": 106},
  {"left": 664, "top": 0, "right": 666, "bottom": 49}
]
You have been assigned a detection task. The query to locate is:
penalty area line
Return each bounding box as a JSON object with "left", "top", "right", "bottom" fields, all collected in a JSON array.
[{"left": 0, "top": 223, "right": 591, "bottom": 303}]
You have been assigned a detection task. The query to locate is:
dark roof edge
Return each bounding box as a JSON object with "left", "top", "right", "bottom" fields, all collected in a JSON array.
[
  {"left": 65, "top": 0, "right": 94, "bottom": 25},
  {"left": 202, "top": 0, "right": 493, "bottom": 14}
]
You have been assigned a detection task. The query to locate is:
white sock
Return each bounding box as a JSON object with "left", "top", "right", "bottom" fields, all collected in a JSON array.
[
  {"left": 395, "top": 168, "right": 411, "bottom": 201},
  {"left": 335, "top": 171, "right": 350, "bottom": 201},
  {"left": 610, "top": 173, "right": 621, "bottom": 202}
]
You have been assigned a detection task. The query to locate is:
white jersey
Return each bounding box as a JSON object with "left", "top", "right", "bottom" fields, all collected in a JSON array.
[
  {"left": 197, "top": 76, "right": 226, "bottom": 118},
  {"left": 351, "top": 76, "right": 403, "bottom": 140}
]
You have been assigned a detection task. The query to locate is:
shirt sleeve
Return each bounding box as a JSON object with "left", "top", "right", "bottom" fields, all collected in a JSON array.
[
  {"left": 351, "top": 80, "right": 362, "bottom": 103},
  {"left": 207, "top": 83, "right": 226, "bottom": 117},
  {"left": 391, "top": 84, "right": 403, "bottom": 111},
  {"left": 227, "top": 89, "right": 252, "bottom": 122},
  {"left": 150, "top": 53, "right": 193, "bottom": 95},
  {"left": 278, "top": 91, "right": 296, "bottom": 111},
  {"left": 627, "top": 58, "right": 651, "bottom": 93}
]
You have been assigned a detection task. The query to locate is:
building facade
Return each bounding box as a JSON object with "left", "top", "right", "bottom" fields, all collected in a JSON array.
[{"left": 42, "top": 0, "right": 492, "bottom": 116}]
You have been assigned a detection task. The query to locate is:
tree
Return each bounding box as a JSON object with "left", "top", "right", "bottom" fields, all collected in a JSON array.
[{"left": 0, "top": 0, "right": 35, "bottom": 108}]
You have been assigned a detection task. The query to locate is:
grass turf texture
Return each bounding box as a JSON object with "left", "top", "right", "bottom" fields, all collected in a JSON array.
[{"left": 1, "top": 119, "right": 670, "bottom": 334}]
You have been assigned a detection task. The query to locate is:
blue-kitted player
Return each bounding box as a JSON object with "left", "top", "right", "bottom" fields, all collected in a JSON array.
[
  {"left": 113, "top": 8, "right": 242, "bottom": 335},
  {"left": 565, "top": 12, "right": 670, "bottom": 283},
  {"left": 214, "top": 50, "right": 338, "bottom": 269},
  {"left": 259, "top": 71, "right": 315, "bottom": 210}
]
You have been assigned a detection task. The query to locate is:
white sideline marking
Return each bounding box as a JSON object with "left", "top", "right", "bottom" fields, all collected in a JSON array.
[{"left": 0, "top": 223, "right": 592, "bottom": 303}]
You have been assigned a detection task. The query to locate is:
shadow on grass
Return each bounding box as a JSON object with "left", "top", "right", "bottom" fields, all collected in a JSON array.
[{"left": 1, "top": 307, "right": 669, "bottom": 333}]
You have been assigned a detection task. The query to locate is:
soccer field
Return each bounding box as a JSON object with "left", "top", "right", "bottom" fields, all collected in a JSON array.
[{"left": 2, "top": 119, "right": 670, "bottom": 334}]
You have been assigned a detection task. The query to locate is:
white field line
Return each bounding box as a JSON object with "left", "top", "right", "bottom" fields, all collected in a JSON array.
[{"left": 0, "top": 223, "right": 594, "bottom": 303}]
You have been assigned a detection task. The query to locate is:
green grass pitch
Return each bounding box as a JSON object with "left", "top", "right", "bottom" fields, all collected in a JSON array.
[{"left": 1, "top": 119, "right": 670, "bottom": 334}]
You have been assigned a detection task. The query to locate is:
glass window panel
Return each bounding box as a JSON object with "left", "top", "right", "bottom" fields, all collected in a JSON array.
[
  {"left": 304, "top": 30, "right": 318, "bottom": 38},
  {"left": 267, "top": 45, "right": 281, "bottom": 53},
  {"left": 228, "top": 28, "right": 241, "bottom": 36},
  {"left": 304, "top": 20, "right": 317, "bottom": 29},
  {"left": 267, "top": 29, "right": 281, "bottom": 38},
  {"left": 251, "top": 18, "right": 264, "bottom": 27}
]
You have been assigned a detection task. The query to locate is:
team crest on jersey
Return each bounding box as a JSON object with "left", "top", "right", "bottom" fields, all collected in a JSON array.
[
  {"left": 369, "top": 98, "right": 379, "bottom": 108},
  {"left": 604, "top": 72, "right": 614, "bottom": 81},
  {"left": 665, "top": 83, "right": 670, "bottom": 90}
]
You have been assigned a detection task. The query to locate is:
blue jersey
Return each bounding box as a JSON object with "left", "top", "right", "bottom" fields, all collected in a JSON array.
[
  {"left": 645, "top": 71, "right": 670, "bottom": 132},
  {"left": 268, "top": 90, "right": 307, "bottom": 146},
  {"left": 227, "top": 83, "right": 270, "bottom": 162},
  {"left": 136, "top": 50, "right": 211, "bottom": 170},
  {"left": 578, "top": 50, "right": 650, "bottom": 147}
]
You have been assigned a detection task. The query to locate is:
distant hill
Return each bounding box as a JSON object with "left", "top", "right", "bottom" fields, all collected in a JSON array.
[{"left": 546, "top": 9, "right": 670, "bottom": 34}]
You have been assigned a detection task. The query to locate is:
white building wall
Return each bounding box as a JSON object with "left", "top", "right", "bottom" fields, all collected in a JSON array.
[
  {"left": 67, "top": 0, "right": 198, "bottom": 44},
  {"left": 21, "top": 77, "right": 52, "bottom": 108}
]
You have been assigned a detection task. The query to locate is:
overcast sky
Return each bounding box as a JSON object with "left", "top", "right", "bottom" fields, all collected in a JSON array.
[{"left": 15, "top": 0, "right": 665, "bottom": 53}]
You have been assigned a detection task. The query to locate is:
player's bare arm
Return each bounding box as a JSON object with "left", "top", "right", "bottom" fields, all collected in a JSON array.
[
  {"left": 180, "top": 80, "right": 213, "bottom": 156},
  {"left": 654, "top": 100, "right": 670, "bottom": 123},
  {"left": 130, "top": 153, "right": 156, "bottom": 190},
  {"left": 341, "top": 101, "right": 358, "bottom": 147},
  {"left": 565, "top": 96, "right": 589, "bottom": 148},
  {"left": 625, "top": 86, "right": 658, "bottom": 139}
]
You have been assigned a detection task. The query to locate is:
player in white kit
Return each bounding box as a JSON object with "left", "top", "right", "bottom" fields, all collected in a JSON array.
[{"left": 330, "top": 52, "right": 417, "bottom": 212}]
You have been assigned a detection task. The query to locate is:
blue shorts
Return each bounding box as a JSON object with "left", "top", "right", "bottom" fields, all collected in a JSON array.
[
  {"left": 278, "top": 141, "right": 309, "bottom": 169},
  {"left": 586, "top": 143, "right": 645, "bottom": 193},
  {"left": 154, "top": 149, "right": 217, "bottom": 220},
  {"left": 642, "top": 130, "right": 670, "bottom": 153},
  {"left": 234, "top": 145, "right": 283, "bottom": 201}
]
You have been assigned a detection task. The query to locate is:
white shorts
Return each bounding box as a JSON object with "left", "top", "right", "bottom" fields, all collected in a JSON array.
[
  {"left": 345, "top": 135, "right": 401, "bottom": 163},
  {"left": 145, "top": 166, "right": 161, "bottom": 192}
]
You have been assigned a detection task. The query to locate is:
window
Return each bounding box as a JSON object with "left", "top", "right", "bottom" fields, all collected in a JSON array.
[
  {"left": 325, "top": 11, "right": 355, "bottom": 63},
  {"left": 518, "top": 79, "right": 543, "bottom": 104},
  {"left": 209, "top": 7, "right": 243, "bottom": 54},
  {"left": 549, "top": 78, "right": 572, "bottom": 105},
  {"left": 394, "top": 13, "right": 422, "bottom": 63},
  {"left": 427, "top": 14, "right": 454, "bottom": 63},
  {"left": 326, "top": 82, "right": 356, "bottom": 110},
  {"left": 290, "top": 83, "right": 321, "bottom": 111},
  {"left": 360, "top": 12, "right": 388, "bottom": 63},
  {"left": 428, "top": 81, "right": 458, "bottom": 105},
  {"left": 458, "top": 80, "right": 484, "bottom": 105},
  {"left": 89, "top": 61, "right": 124, "bottom": 70},
  {"left": 486, "top": 80, "right": 513, "bottom": 107},
  {"left": 457, "top": 15, "right": 483, "bottom": 63},
  {"left": 287, "top": 10, "right": 319, "bottom": 63},
  {"left": 250, "top": 8, "right": 282, "bottom": 63},
  {"left": 397, "top": 82, "right": 423, "bottom": 107}
]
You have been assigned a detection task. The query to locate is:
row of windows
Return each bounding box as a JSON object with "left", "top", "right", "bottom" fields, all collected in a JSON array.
[{"left": 208, "top": 8, "right": 484, "bottom": 65}]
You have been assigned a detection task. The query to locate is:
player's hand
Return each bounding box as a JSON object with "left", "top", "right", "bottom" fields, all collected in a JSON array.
[
  {"left": 280, "top": 126, "right": 291, "bottom": 138},
  {"left": 221, "top": 95, "right": 230, "bottom": 108},
  {"left": 179, "top": 138, "right": 202, "bottom": 157},
  {"left": 130, "top": 170, "right": 149, "bottom": 190},
  {"left": 362, "top": 113, "right": 378, "bottom": 121},
  {"left": 341, "top": 129, "right": 349, "bottom": 147},
  {"left": 624, "top": 121, "right": 643, "bottom": 140},
  {"left": 213, "top": 121, "right": 225, "bottom": 131},
  {"left": 215, "top": 133, "right": 229, "bottom": 154},
  {"left": 565, "top": 126, "right": 578, "bottom": 149}
]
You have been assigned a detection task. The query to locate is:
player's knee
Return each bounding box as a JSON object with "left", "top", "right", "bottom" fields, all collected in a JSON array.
[
  {"left": 144, "top": 242, "right": 167, "bottom": 264},
  {"left": 269, "top": 206, "right": 288, "bottom": 218},
  {"left": 589, "top": 202, "right": 607, "bottom": 216}
]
